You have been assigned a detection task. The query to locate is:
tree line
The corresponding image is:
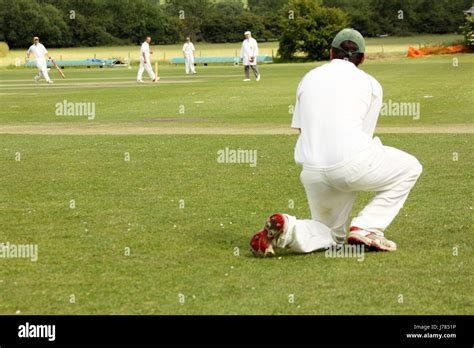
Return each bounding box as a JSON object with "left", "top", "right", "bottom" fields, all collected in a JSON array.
[{"left": 0, "top": 0, "right": 471, "bottom": 49}]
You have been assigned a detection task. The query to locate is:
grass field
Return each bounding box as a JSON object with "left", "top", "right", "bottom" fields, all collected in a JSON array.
[
  {"left": 0, "top": 34, "right": 463, "bottom": 66},
  {"left": 0, "top": 51, "right": 472, "bottom": 314}
]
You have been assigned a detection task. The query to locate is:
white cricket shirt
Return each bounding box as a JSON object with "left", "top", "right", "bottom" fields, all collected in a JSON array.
[
  {"left": 182, "top": 42, "right": 195, "bottom": 56},
  {"left": 140, "top": 42, "right": 151, "bottom": 60},
  {"left": 240, "top": 38, "right": 259, "bottom": 65},
  {"left": 27, "top": 43, "right": 48, "bottom": 60},
  {"left": 291, "top": 59, "right": 383, "bottom": 167}
]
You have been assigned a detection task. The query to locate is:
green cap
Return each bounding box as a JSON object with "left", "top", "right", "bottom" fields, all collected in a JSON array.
[{"left": 331, "top": 28, "right": 365, "bottom": 55}]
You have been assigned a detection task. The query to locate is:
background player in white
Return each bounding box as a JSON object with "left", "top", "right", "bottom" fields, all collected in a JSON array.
[
  {"left": 182, "top": 37, "right": 197, "bottom": 75},
  {"left": 26, "top": 36, "right": 53, "bottom": 84},
  {"left": 137, "top": 36, "right": 158, "bottom": 83},
  {"left": 240, "top": 31, "right": 260, "bottom": 82},
  {"left": 250, "top": 29, "right": 422, "bottom": 256}
]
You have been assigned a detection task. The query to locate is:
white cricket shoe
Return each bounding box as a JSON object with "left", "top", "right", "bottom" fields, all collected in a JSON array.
[
  {"left": 347, "top": 227, "right": 397, "bottom": 251},
  {"left": 137, "top": 80, "right": 144, "bottom": 83},
  {"left": 243, "top": 79, "right": 250, "bottom": 82},
  {"left": 152, "top": 77, "right": 160, "bottom": 82},
  {"left": 47, "top": 80, "right": 54, "bottom": 84},
  {"left": 34, "top": 76, "right": 40, "bottom": 83},
  {"left": 256, "top": 74, "right": 261, "bottom": 81}
]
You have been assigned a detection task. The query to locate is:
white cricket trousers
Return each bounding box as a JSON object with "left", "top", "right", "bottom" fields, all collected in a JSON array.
[
  {"left": 184, "top": 54, "right": 196, "bottom": 74},
  {"left": 277, "top": 137, "right": 422, "bottom": 253},
  {"left": 35, "top": 59, "right": 51, "bottom": 82},
  {"left": 137, "top": 57, "right": 155, "bottom": 81}
]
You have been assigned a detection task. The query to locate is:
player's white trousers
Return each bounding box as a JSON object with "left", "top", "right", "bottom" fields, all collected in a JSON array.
[
  {"left": 137, "top": 57, "right": 155, "bottom": 81},
  {"left": 35, "top": 59, "right": 51, "bottom": 82},
  {"left": 278, "top": 137, "right": 422, "bottom": 253},
  {"left": 184, "top": 55, "right": 196, "bottom": 74}
]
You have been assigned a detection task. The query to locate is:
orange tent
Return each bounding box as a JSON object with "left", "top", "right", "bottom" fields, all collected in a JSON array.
[{"left": 407, "top": 45, "right": 469, "bottom": 57}]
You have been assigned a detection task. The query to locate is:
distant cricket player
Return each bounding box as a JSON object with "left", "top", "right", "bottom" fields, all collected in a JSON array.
[
  {"left": 26, "top": 36, "right": 53, "bottom": 84},
  {"left": 240, "top": 31, "right": 260, "bottom": 81},
  {"left": 182, "top": 37, "right": 197, "bottom": 75},
  {"left": 137, "top": 36, "right": 158, "bottom": 83},
  {"left": 250, "top": 28, "right": 423, "bottom": 257}
]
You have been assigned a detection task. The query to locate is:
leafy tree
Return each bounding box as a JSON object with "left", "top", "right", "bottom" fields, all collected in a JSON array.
[
  {"left": 233, "top": 10, "right": 266, "bottom": 41},
  {"left": 412, "top": 0, "right": 470, "bottom": 34},
  {"left": 1, "top": 0, "right": 472, "bottom": 49},
  {"left": 201, "top": 4, "right": 266, "bottom": 43},
  {"left": 248, "top": 0, "right": 290, "bottom": 14},
  {"left": 70, "top": 13, "right": 119, "bottom": 46},
  {"left": 1, "top": 0, "right": 69, "bottom": 48},
  {"left": 161, "top": 16, "right": 182, "bottom": 44},
  {"left": 201, "top": 1, "right": 244, "bottom": 43},
  {"left": 248, "top": 0, "right": 288, "bottom": 40},
  {"left": 460, "top": 13, "right": 473, "bottom": 50},
  {"left": 278, "top": 0, "right": 348, "bottom": 60},
  {"left": 323, "top": 0, "right": 472, "bottom": 36},
  {"left": 201, "top": 12, "right": 234, "bottom": 43},
  {"left": 215, "top": 0, "right": 245, "bottom": 17},
  {"left": 163, "top": 0, "right": 212, "bottom": 41},
  {"left": 40, "top": 3, "right": 72, "bottom": 46}
]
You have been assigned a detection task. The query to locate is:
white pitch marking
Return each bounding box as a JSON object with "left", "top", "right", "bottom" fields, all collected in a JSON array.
[
  {"left": 0, "top": 80, "right": 205, "bottom": 90},
  {"left": 0, "top": 74, "right": 241, "bottom": 83}
]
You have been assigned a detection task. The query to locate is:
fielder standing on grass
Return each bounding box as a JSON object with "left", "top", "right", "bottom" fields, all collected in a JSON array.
[
  {"left": 250, "top": 28, "right": 423, "bottom": 256},
  {"left": 137, "top": 36, "right": 159, "bottom": 83},
  {"left": 26, "top": 36, "right": 53, "bottom": 84},
  {"left": 240, "top": 31, "right": 260, "bottom": 82},
  {"left": 182, "top": 37, "right": 197, "bottom": 75}
]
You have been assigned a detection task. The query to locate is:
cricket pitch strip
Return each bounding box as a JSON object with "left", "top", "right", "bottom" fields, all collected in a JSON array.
[{"left": 0, "top": 123, "right": 472, "bottom": 135}]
